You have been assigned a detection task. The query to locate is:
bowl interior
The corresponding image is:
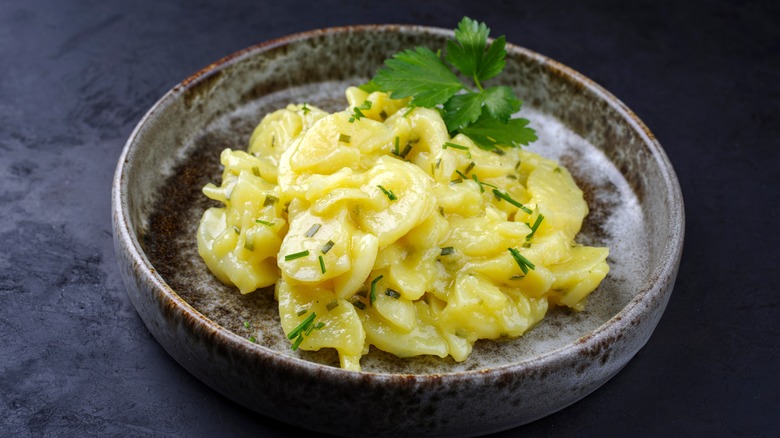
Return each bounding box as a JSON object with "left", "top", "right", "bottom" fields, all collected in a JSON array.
[{"left": 120, "top": 25, "right": 680, "bottom": 374}]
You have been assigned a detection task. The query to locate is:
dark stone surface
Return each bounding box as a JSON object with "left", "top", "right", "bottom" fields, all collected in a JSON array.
[{"left": 1, "top": 0, "right": 777, "bottom": 436}]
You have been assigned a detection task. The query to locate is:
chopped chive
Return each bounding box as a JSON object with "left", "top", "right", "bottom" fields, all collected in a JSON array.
[
  {"left": 352, "top": 300, "right": 366, "bottom": 310},
  {"left": 385, "top": 288, "right": 401, "bottom": 299},
  {"left": 232, "top": 226, "right": 241, "bottom": 235},
  {"left": 304, "top": 322, "right": 318, "bottom": 336},
  {"left": 339, "top": 133, "right": 351, "bottom": 144},
  {"left": 400, "top": 143, "right": 413, "bottom": 159},
  {"left": 321, "top": 240, "right": 335, "bottom": 254},
  {"left": 318, "top": 255, "right": 326, "bottom": 274},
  {"left": 464, "top": 161, "right": 475, "bottom": 173},
  {"left": 291, "top": 334, "right": 304, "bottom": 350},
  {"left": 522, "top": 242, "right": 532, "bottom": 248},
  {"left": 450, "top": 177, "right": 463, "bottom": 185},
  {"left": 508, "top": 248, "right": 536, "bottom": 275},
  {"left": 284, "top": 250, "right": 310, "bottom": 261},
  {"left": 515, "top": 160, "right": 523, "bottom": 171},
  {"left": 251, "top": 166, "right": 261, "bottom": 177},
  {"left": 248, "top": 336, "right": 256, "bottom": 343},
  {"left": 360, "top": 100, "right": 372, "bottom": 110},
  {"left": 349, "top": 107, "right": 365, "bottom": 123},
  {"left": 443, "top": 142, "right": 468, "bottom": 151},
  {"left": 313, "top": 322, "right": 325, "bottom": 330},
  {"left": 506, "top": 174, "right": 517, "bottom": 180},
  {"left": 326, "top": 300, "right": 339, "bottom": 311},
  {"left": 443, "top": 142, "right": 471, "bottom": 158},
  {"left": 435, "top": 158, "right": 442, "bottom": 169},
  {"left": 256, "top": 219, "right": 275, "bottom": 226},
  {"left": 491, "top": 147, "right": 506, "bottom": 156},
  {"left": 243, "top": 321, "right": 250, "bottom": 329},
  {"left": 243, "top": 241, "right": 255, "bottom": 251},
  {"left": 287, "top": 312, "right": 317, "bottom": 340},
  {"left": 455, "top": 169, "right": 469, "bottom": 180},
  {"left": 440, "top": 246, "right": 455, "bottom": 256},
  {"left": 393, "top": 136, "right": 400, "bottom": 155},
  {"left": 271, "top": 134, "right": 276, "bottom": 148},
  {"left": 301, "top": 103, "right": 310, "bottom": 114},
  {"left": 370, "top": 275, "right": 384, "bottom": 304},
  {"left": 377, "top": 185, "right": 397, "bottom": 201},
  {"left": 296, "top": 307, "right": 308, "bottom": 316},
  {"left": 471, "top": 173, "right": 497, "bottom": 190},
  {"left": 439, "top": 206, "right": 445, "bottom": 216},
  {"left": 554, "top": 167, "right": 562, "bottom": 173},
  {"left": 493, "top": 189, "right": 533, "bottom": 214},
  {"left": 510, "top": 275, "right": 526, "bottom": 280},
  {"left": 526, "top": 214, "right": 545, "bottom": 241},
  {"left": 379, "top": 110, "right": 388, "bottom": 120},
  {"left": 263, "top": 195, "right": 278, "bottom": 206},
  {"left": 305, "top": 223, "right": 321, "bottom": 238}
]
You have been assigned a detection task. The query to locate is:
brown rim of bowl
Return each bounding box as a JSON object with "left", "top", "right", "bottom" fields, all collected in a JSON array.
[{"left": 112, "top": 24, "right": 685, "bottom": 383}]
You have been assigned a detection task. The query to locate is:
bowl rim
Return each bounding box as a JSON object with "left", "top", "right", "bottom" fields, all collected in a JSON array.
[{"left": 112, "top": 23, "right": 685, "bottom": 383}]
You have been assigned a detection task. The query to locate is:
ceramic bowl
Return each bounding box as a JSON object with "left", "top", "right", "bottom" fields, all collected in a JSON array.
[{"left": 112, "top": 24, "right": 684, "bottom": 437}]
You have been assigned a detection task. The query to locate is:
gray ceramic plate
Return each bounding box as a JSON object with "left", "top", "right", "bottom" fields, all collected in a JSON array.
[{"left": 112, "top": 24, "right": 684, "bottom": 437}]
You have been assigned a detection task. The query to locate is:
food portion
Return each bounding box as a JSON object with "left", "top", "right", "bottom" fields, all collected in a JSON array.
[{"left": 196, "top": 17, "right": 609, "bottom": 371}]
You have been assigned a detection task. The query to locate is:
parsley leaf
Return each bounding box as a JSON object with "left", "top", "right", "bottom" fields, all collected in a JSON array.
[
  {"left": 482, "top": 86, "right": 521, "bottom": 122},
  {"left": 443, "top": 92, "right": 484, "bottom": 131},
  {"left": 460, "top": 112, "right": 538, "bottom": 150},
  {"left": 374, "top": 46, "right": 464, "bottom": 107},
  {"left": 445, "top": 18, "right": 506, "bottom": 85},
  {"left": 362, "top": 16, "right": 536, "bottom": 151}
]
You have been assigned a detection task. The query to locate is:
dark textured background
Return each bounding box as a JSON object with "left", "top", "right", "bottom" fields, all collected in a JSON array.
[{"left": 1, "top": 0, "right": 778, "bottom": 436}]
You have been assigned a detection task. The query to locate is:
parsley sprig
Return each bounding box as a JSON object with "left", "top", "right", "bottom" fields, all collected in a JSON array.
[{"left": 361, "top": 17, "right": 537, "bottom": 151}]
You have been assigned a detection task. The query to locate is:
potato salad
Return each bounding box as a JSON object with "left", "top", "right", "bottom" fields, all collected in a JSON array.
[{"left": 196, "top": 86, "right": 609, "bottom": 371}]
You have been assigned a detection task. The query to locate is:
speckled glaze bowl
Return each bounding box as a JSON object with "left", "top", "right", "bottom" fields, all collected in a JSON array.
[{"left": 112, "top": 25, "right": 684, "bottom": 437}]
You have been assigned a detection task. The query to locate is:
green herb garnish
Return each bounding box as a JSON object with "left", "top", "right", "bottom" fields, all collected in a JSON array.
[
  {"left": 256, "top": 219, "right": 275, "bottom": 226},
  {"left": 385, "top": 288, "right": 401, "bottom": 299},
  {"left": 349, "top": 100, "right": 372, "bottom": 122},
  {"left": 263, "top": 195, "right": 278, "bottom": 206},
  {"left": 526, "top": 213, "right": 545, "bottom": 241},
  {"left": 361, "top": 17, "right": 537, "bottom": 151},
  {"left": 288, "top": 312, "right": 317, "bottom": 340},
  {"left": 508, "top": 247, "right": 536, "bottom": 275},
  {"left": 377, "top": 185, "right": 397, "bottom": 201},
  {"left": 492, "top": 189, "right": 533, "bottom": 214},
  {"left": 284, "top": 250, "right": 310, "bottom": 261},
  {"left": 440, "top": 246, "right": 455, "bottom": 256},
  {"left": 318, "top": 255, "right": 326, "bottom": 274},
  {"left": 321, "top": 240, "right": 335, "bottom": 254},
  {"left": 370, "top": 275, "right": 384, "bottom": 304},
  {"left": 305, "top": 223, "right": 321, "bottom": 238},
  {"left": 339, "top": 133, "right": 351, "bottom": 144}
]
